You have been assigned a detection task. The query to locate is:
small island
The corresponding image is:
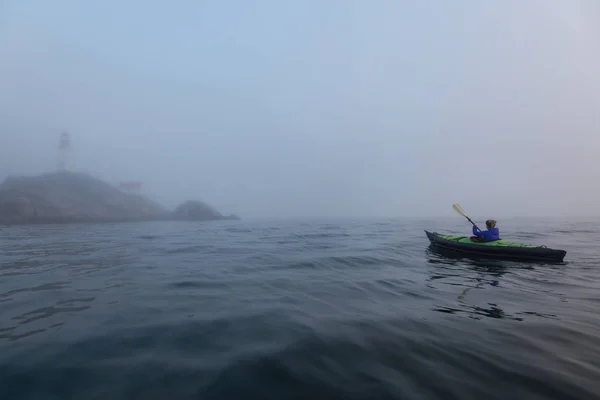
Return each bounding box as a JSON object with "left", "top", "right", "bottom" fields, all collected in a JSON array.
[
  {"left": 0, "top": 171, "right": 239, "bottom": 225},
  {"left": 172, "top": 200, "right": 239, "bottom": 221}
]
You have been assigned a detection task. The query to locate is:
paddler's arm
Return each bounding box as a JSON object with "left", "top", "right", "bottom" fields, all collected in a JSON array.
[{"left": 472, "top": 225, "right": 483, "bottom": 236}]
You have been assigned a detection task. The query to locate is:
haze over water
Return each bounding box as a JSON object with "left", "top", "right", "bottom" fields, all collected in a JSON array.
[
  {"left": 1, "top": 1, "right": 599, "bottom": 218},
  {"left": 2, "top": 1, "right": 600, "bottom": 399}
]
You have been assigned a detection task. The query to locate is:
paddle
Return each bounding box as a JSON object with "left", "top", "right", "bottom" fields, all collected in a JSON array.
[{"left": 452, "top": 203, "right": 478, "bottom": 230}]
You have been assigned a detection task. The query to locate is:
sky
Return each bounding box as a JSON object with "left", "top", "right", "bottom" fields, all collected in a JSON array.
[{"left": 0, "top": 0, "right": 599, "bottom": 218}]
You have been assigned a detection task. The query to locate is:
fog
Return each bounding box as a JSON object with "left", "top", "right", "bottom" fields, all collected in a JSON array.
[{"left": 1, "top": 1, "right": 599, "bottom": 218}]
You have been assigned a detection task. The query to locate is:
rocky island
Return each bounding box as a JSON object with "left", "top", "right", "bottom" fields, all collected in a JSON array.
[{"left": 0, "top": 171, "right": 239, "bottom": 225}]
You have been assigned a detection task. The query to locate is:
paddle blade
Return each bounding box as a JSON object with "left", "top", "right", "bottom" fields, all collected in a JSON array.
[{"left": 452, "top": 203, "right": 468, "bottom": 217}]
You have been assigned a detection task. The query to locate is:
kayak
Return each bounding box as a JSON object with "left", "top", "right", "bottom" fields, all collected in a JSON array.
[{"left": 425, "top": 230, "right": 566, "bottom": 262}]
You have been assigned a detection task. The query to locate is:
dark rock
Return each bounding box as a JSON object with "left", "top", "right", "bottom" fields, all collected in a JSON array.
[
  {"left": 0, "top": 172, "right": 237, "bottom": 225},
  {"left": 172, "top": 200, "right": 229, "bottom": 221}
]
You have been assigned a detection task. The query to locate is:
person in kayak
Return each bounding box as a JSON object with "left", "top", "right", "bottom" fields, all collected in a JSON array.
[{"left": 471, "top": 219, "right": 499, "bottom": 242}]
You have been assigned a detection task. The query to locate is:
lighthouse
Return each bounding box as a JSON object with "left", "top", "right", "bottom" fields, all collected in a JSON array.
[{"left": 57, "top": 132, "right": 71, "bottom": 172}]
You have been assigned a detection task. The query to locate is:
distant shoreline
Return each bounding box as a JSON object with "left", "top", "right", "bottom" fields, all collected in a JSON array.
[{"left": 0, "top": 171, "right": 239, "bottom": 226}]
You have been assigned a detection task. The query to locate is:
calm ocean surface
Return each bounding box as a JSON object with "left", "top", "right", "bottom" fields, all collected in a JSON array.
[{"left": 1, "top": 218, "right": 599, "bottom": 399}]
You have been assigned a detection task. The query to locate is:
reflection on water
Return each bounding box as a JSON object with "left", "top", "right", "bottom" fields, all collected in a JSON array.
[{"left": 424, "top": 246, "right": 551, "bottom": 322}]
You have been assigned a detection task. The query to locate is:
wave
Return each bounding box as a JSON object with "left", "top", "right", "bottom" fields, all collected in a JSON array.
[{"left": 1, "top": 317, "right": 598, "bottom": 400}]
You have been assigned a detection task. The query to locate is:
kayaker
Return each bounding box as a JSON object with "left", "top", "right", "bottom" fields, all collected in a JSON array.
[{"left": 471, "top": 219, "right": 499, "bottom": 242}]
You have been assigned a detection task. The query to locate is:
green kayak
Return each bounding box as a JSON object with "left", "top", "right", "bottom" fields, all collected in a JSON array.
[{"left": 425, "top": 230, "right": 566, "bottom": 262}]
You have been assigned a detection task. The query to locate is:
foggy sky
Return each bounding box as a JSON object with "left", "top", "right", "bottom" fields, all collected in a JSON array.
[{"left": 1, "top": 1, "right": 599, "bottom": 218}]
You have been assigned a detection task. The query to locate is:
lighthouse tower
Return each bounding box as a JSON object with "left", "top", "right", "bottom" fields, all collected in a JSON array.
[{"left": 57, "top": 132, "right": 71, "bottom": 171}]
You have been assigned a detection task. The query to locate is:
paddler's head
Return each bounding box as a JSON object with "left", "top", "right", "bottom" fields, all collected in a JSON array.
[{"left": 486, "top": 219, "right": 497, "bottom": 229}]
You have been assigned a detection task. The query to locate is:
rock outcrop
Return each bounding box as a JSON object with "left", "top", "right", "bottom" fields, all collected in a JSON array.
[
  {"left": 172, "top": 200, "right": 240, "bottom": 221},
  {"left": 0, "top": 172, "right": 236, "bottom": 225}
]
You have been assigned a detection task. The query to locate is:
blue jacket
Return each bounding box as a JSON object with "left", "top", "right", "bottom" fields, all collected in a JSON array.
[{"left": 472, "top": 225, "right": 500, "bottom": 241}]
